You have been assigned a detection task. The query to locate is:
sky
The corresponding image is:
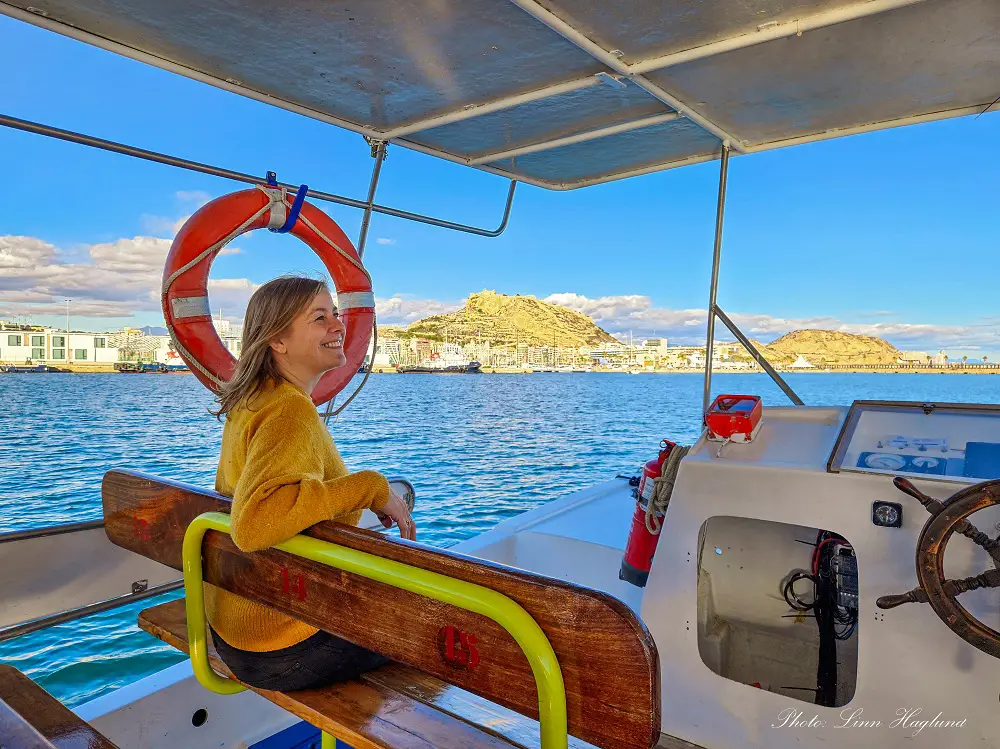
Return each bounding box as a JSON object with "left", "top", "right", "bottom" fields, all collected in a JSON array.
[{"left": 1, "top": 15, "right": 999, "bottom": 358}]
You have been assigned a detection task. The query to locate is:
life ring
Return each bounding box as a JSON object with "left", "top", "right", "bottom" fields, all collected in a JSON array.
[{"left": 161, "top": 185, "right": 374, "bottom": 405}]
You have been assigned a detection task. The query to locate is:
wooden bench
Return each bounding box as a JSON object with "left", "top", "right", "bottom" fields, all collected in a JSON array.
[
  {"left": 141, "top": 598, "right": 593, "bottom": 749},
  {"left": 0, "top": 664, "right": 118, "bottom": 748},
  {"left": 103, "top": 469, "right": 660, "bottom": 749}
]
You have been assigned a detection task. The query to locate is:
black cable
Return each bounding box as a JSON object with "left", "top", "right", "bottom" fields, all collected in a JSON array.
[{"left": 783, "top": 572, "right": 817, "bottom": 611}]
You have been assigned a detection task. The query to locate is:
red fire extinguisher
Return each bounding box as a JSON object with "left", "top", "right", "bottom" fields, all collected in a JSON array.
[{"left": 620, "top": 440, "right": 676, "bottom": 587}]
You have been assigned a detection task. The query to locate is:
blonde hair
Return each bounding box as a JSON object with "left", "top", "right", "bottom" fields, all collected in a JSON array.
[{"left": 211, "top": 275, "right": 328, "bottom": 419}]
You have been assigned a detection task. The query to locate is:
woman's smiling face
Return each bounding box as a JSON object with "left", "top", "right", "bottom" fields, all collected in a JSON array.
[{"left": 271, "top": 289, "right": 347, "bottom": 380}]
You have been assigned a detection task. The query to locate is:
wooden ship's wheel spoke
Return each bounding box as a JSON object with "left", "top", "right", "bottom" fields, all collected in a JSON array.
[{"left": 877, "top": 569, "right": 1000, "bottom": 609}]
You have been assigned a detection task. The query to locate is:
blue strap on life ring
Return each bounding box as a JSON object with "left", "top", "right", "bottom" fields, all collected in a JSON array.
[
  {"left": 276, "top": 184, "right": 309, "bottom": 233},
  {"left": 264, "top": 172, "right": 308, "bottom": 233}
]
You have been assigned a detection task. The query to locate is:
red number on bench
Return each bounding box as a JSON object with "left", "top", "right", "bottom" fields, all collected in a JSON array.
[
  {"left": 133, "top": 517, "right": 151, "bottom": 541},
  {"left": 280, "top": 567, "right": 307, "bottom": 601},
  {"left": 439, "top": 625, "right": 479, "bottom": 669}
]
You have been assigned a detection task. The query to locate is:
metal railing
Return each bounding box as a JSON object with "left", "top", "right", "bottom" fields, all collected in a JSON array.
[
  {"left": 182, "top": 512, "right": 568, "bottom": 748},
  {"left": 0, "top": 113, "right": 517, "bottom": 238}
]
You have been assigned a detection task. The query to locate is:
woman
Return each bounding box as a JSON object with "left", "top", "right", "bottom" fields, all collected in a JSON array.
[{"left": 205, "top": 275, "right": 415, "bottom": 691}]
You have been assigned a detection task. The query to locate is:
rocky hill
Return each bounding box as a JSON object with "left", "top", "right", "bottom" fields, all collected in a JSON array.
[
  {"left": 398, "top": 290, "right": 617, "bottom": 347},
  {"left": 753, "top": 329, "right": 904, "bottom": 366}
]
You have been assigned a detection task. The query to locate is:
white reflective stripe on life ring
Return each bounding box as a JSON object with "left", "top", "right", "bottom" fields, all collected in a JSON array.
[
  {"left": 337, "top": 291, "right": 375, "bottom": 310},
  {"left": 170, "top": 296, "right": 211, "bottom": 319}
]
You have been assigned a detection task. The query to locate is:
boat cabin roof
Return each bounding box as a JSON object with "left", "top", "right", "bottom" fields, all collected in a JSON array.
[{"left": 3, "top": 0, "right": 998, "bottom": 190}]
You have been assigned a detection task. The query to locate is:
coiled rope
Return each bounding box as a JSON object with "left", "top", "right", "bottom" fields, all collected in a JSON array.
[{"left": 645, "top": 445, "right": 691, "bottom": 535}]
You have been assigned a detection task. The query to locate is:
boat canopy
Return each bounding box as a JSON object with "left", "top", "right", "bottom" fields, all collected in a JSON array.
[{"left": 3, "top": 0, "right": 998, "bottom": 190}]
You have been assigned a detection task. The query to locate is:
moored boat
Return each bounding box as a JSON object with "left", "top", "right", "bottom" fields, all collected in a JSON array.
[
  {"left": 114, "top": 362, "right": 168, "bottom": 373},
  {"left": 397, "top": 344, "right": 482, "bottom": 374},
  {"left": 0, "top": 363, "right": 55, "bottom": 373},
  {"left": 397, "top": 361, "right": 482, "bottom": 374}
]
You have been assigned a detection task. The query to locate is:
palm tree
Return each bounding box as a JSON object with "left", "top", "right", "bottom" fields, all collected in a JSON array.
[
  {"left": 962, "top": 355, "right": 968, "bottom": 367},
  {"left": 984, "top": 356, "right": 989, "bottom": 365}
]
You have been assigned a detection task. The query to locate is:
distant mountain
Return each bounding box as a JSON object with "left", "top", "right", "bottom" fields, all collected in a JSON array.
[
  {"left": 753, "top": 330, "right": 904, "bottom": 366},
  {"left": 140, "top": 326, "right": 168, "bottom": 336},
  {"left": 399, "top": 290, "right": 617, "bottom": 348}
]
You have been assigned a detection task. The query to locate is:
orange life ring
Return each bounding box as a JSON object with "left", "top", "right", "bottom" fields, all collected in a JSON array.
[{"left": 161, "top": 186, "right": 374, "bottom": 405}]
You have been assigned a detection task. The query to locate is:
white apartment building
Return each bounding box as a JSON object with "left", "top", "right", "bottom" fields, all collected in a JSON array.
[
  {"left": 212, "top": 319, "right": 242, "bottom": 357},
  {"left": 367, "top": 337, "right": 401, "bottom": 368},
  {"left": 0, "top": 325, "right": 118, "bottom": 364}
]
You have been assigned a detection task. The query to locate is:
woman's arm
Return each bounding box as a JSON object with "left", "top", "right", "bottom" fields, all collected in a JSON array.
[{"left": 229, "top": 398, "right": 389, "bottom": 552}]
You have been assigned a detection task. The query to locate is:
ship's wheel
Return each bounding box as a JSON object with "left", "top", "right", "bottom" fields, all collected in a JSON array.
[{"left": 877, "top": 477, "right": 1000, "bottom": 658}]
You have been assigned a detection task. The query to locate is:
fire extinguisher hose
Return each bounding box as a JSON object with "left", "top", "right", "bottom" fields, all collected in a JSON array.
[{"left": 645, "top": 445, "right": 691, "bottom": 535}]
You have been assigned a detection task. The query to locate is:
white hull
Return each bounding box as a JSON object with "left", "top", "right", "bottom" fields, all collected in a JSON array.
[{"left": 8, "top": 406, "right": 994, "bottom": 748}]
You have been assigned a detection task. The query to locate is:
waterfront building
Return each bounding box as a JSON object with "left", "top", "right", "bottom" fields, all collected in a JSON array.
[
  {"left": 588, "top": 341, "right": 627, "bottom": 365},
  {"left": 515, "top": 341, "right": 529, "bottom": 364},
  {"left": 0, "top": 322, "right": 119, "bottom": 365},
  {"left": 414, "top": 338, "right": 432, "bottom": 362},
  {"left": 367, "top": 338, "right": 401, "bottom": 368},
  {"left": 211, "top": 319, "right": 243, "bottom": 357}
]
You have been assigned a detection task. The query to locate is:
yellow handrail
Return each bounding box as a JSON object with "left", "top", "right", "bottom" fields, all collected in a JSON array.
[{"left": 182, "top": 512, "right": 568, "bottom": 749}]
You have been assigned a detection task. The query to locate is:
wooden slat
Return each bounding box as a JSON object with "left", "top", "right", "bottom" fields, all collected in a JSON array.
[
  {"left": 0, "top": 665, "right": 118, "bottom": 748},
  {"left": 364, "top": 665, "right": 596, "bottom": 749},
  {"left": 103, "top": 469, "right": 660, "bottom": 749},
  {"left": 139, "top": 599, "right": 521, "bottom": 749}
]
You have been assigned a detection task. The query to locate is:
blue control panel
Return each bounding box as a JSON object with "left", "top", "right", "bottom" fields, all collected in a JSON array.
[{"left": 964, "top": 442, "right": 1000, "bottom": 479}]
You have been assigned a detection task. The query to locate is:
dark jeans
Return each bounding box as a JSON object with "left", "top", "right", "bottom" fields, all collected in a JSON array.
[{"left": 211, "top": 627, "right": 388, "bottom": 691}]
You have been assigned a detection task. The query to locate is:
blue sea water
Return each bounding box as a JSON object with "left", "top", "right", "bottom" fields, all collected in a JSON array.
[{"left": 1, "top": 371, "right": 997, "bottom": 707}]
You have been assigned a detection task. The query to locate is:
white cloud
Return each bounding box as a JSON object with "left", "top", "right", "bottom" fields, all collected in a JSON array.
[
  {"left": 0, "top": 234, "right": 257, "bottom": 323},
  {"left": 203, "top": 278, "right": 261, "bottom": 318},
  {"left": 218, "top": 247, "right": 244, "bottom": 256},
  {"left": 375, "top": 295, "right": 461, "bottom": 325},
  {"left": 0, "top": 235, "right": 169, "bottom": 316},
  {"left": 175, "top": 190, "right": 212, "bottom": 207},
  {"left": 543, "top": 292, "right": 1000, "bottom": 353},
  {"left": 375, "top": 237, "right": 396, "bottom": 245},
  {"left": 544, "top": 292, "right": 652, "bottom": 321},
  {"left": 140, "top": 213, "right": 191, "bottom": 237},
  {"left": 140, "top": 188, "right": 214, "bottom": 237}
]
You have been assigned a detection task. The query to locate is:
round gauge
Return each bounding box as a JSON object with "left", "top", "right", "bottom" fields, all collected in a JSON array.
[
  {"left": 911, "top": 457, "right": 940, "bottom": 469},
  {"left": 873, "top": 504, "right": 901, "bottom": 527},
  {"left": 865, "top": 453, "right": 907, "bottom": 470}
]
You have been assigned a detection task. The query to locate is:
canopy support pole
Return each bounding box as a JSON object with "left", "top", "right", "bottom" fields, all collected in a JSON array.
[
  {"left": 357, "top": 139, "right": 387, "bottom": 258},
  {"left": 702, "top": 145, "right": 804, "bottom": 410},
  {"left": 702, "top": 145, "right": 730, "bottom": 416}
]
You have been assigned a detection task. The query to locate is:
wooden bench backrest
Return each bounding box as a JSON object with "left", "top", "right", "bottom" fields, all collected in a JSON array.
[
  {"left": 0, "top": 665, "right": 118, "bottom": 749},
  {"left": 0, "top": 702, "right": 58, "bottom": 749},
  {"left": 102, "top": 470, "right": 660, "bottom": 749}
]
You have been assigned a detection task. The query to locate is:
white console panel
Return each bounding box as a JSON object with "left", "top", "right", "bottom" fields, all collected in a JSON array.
[{"left": 642, "top": 405, "right": 1000, "bottom": 749}]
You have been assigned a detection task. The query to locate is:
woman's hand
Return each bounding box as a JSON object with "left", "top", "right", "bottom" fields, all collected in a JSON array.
[{"left": 375, "top": 487, "right": 417, "bottom": 541}]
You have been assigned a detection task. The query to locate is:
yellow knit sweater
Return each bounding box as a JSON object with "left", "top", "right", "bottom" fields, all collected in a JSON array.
[{"left": 205, "top": 379, "right": 390, "bottom": 652}]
